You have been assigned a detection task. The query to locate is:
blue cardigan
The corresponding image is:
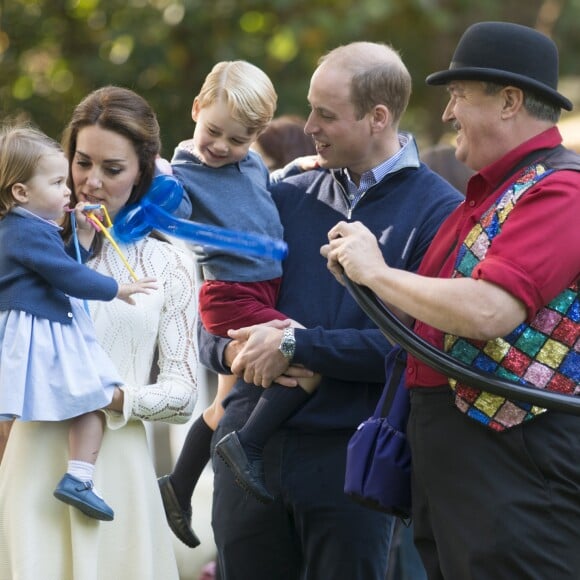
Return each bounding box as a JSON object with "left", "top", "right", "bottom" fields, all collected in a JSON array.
[{"left": 0, "top": 209, "right": 118, "bottom": 324}]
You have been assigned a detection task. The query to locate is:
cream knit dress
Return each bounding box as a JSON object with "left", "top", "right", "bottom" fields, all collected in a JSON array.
[{"left": 0, "top": 236, "right": 198, "bottom": 580}]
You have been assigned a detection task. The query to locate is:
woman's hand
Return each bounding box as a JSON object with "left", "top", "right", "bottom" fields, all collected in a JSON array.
[{"left": 105, "top": 387, "right": 124, "bottom": 412}]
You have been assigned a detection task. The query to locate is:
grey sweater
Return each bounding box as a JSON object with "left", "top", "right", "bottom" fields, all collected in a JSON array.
[{"left": 171, "top": 142, "right": 284, "bottom": 282}]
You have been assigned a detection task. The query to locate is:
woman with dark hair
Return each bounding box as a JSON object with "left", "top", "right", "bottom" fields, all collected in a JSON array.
[
  {"left": 0, "top": 86, "right": 198, "bottom": 580},
  {"left": 252, "top": 114, "right": 316, "bottom": 171}
]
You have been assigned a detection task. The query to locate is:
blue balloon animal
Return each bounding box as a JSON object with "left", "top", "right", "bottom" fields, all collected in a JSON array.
[{"left": 112, "top": 174, "right": 288, "bottom": 260}]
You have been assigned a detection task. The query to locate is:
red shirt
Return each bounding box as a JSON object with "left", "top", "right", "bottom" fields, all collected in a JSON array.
[{"left": 408, "top": 127, "right": 580, "bottom": 388}]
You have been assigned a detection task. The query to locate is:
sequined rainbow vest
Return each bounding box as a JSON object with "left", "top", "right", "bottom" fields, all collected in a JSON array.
[{"left": 444, "top": 151, "right": 580, "bottom": 432}]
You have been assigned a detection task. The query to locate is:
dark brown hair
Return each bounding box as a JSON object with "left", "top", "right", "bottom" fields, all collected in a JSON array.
[
  {"left": 60, "top": 86, "right": 161, "bottom": 249},
  {"left": 255, "top": 115, "right": 316, "bottom": 170}
]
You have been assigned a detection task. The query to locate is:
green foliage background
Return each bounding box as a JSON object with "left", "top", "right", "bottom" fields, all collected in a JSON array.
[{"left": 1, "top": 0, "right": 579, "bottom": 156}]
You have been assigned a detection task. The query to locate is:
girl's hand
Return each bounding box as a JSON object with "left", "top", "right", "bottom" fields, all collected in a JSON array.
[
  {"left": 74, "top": 202, "right": 102, "bottom": 232},
  {"left": 116, "top": 277, "right": 158, "bottom": 305},
  {"left": 72, "top": 202, "right": 102, "bottom": 249}
]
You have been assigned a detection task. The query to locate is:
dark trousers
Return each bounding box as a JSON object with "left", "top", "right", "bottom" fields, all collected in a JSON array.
[
  {"left": 211, "top": 411, "right": 394, "bottom": 580},
  {"left": 408, "top": 387, "right": 580, "bottom": 580}
]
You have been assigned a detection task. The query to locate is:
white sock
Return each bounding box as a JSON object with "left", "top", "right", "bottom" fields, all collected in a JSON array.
[{"left": 67, "top": 460, "right": 95, "bottom": 483}]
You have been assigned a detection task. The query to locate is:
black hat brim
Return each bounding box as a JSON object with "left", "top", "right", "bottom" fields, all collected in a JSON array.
[{"left": 426, "top": 66, "right": 573, "bottom": 111}]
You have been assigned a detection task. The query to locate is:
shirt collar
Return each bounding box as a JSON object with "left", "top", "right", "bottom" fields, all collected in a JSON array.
[
  {"left": 476, "top": 126, "right": 563, "bottom": 192},
  {"left": 342, "top": 132, "right": 420, "bottom": 194},
  {"left": 11, "top": 206, "right": 61, "bottom": 229},
  {"left": 177, "top": 140, "right": 247, "bottom": 171}
]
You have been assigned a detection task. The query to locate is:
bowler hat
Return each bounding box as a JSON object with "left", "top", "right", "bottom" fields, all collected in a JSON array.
[{"left": 426, "top": 21, "right": 572, "bottom": 111}]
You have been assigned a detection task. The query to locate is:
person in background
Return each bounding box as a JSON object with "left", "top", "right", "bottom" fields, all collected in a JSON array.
[
  {"left": 0, "top": 85, "right": 198, "bottom": 580},
  {"left": 198, "top": 41, "right": 463, "bottom": 580},
  {"left": 322, "top": 21, "right": 580, "bottom": 579},
  {"left": 421, "top": 143, "right": 474, "bottom": 194},
  {"left": 252, "top": 114, "right": 317, "bottom": 171}
]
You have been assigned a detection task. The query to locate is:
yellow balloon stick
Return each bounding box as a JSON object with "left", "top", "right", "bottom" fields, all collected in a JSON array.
[{"left": 85, "top": 207, "right": 139, "bottom": 281}]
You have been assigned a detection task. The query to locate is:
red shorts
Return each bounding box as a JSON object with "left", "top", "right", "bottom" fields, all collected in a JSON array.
[{"left": 198, "top": 278, "right": 286, "bottom": 337}]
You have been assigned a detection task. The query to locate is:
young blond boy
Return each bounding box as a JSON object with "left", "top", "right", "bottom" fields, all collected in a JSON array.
[{"left": 159, "top": 61, "right": 318, "bottom": 548}]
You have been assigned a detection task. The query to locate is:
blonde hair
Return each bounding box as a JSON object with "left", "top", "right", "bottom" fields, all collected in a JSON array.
[
  {"left": 196, "top": 61, "right": 277, "bottom": 133},
  {"left": 318, "top": 42, "right": 411, "bottom": 125},
  {"left": 0, "top": 125, "right": 62, "bottom": 218}
]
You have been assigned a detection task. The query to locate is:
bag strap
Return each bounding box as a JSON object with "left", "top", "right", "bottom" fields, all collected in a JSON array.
[{"left": 375, "top": 347, "right": 407, "bottom": 418}]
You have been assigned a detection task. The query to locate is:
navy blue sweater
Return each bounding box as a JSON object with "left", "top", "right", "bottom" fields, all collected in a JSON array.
[{"left": 200, "top": 164, "right": 463, "bottom": 431}]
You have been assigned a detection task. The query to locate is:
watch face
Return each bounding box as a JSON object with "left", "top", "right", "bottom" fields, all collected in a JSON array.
[{"left": 279, "top": 328, "right": 296, "bottom": 359}]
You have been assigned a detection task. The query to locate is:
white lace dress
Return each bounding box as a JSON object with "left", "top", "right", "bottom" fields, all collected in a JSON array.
[{"left": 0, "top": 236, "right": 199, "bottom": 580}]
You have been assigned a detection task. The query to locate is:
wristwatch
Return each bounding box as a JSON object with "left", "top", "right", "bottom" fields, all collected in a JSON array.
[{"left": 278, "top": 327, "right": 296, "bottom": 360}]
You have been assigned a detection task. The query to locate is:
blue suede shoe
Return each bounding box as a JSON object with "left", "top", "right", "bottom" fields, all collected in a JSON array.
[{"left": 53, "top": 473, "right": 114, "bottom": 521}]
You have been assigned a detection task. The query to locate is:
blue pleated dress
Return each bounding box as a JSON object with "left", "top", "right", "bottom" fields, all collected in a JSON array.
[{"left": 0, "top": 297, "right": 121, "bottom": 421}]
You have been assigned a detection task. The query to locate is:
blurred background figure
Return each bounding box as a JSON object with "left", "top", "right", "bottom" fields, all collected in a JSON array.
[
  {"left": 558, "top": 114, "right": 580, "bottom": 153},
  {"left": 421, "top": 143, "right": 474, "bottom": 194},
  {"left": 252, "top": 114, "right": 316, "bottom": 171}
]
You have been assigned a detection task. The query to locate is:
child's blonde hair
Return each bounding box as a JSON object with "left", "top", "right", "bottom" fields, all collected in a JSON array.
[
  {"left": 196, "top": 60, "right": 277, "bottom": 133},
  {"left": 0, "top": 125, "right": 63, "bottom": 218}
]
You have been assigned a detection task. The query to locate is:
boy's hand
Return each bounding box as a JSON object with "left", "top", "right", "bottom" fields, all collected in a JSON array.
[
  {"left": 294, "top": 155, "right": 320, "bottom": 172},
  {"left": 116, "top": 277, "right": 158, "bottom": 305},
  {"left": 155, "top": 156, "right": 173, "bottom": 175}
]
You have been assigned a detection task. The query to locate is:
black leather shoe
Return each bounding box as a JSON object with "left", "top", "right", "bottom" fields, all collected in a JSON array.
[
  {"left": 214, "top": 431, "right": 274, "bottom": 503},
  {"left": 158, "top": 474, "right": 200, "bottom": 548}
]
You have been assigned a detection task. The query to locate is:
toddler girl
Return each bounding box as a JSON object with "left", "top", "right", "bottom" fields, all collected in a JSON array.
[{"left": 0, "top": 126, "right": 156, "bottom": 520}]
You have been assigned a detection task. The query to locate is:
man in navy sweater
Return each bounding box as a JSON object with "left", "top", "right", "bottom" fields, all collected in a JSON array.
[{"left": 198, "top": 41, "right": 463, "bottom": 580}]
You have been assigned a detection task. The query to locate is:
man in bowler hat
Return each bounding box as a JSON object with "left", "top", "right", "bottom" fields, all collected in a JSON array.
[{"left": 322, "top": 21, "right": 580, "bottom": 578}]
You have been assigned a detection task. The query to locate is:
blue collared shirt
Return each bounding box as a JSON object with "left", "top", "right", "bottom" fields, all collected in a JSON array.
[{"left": 343, "top": 132, "right": 420, "bottom": 207}]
